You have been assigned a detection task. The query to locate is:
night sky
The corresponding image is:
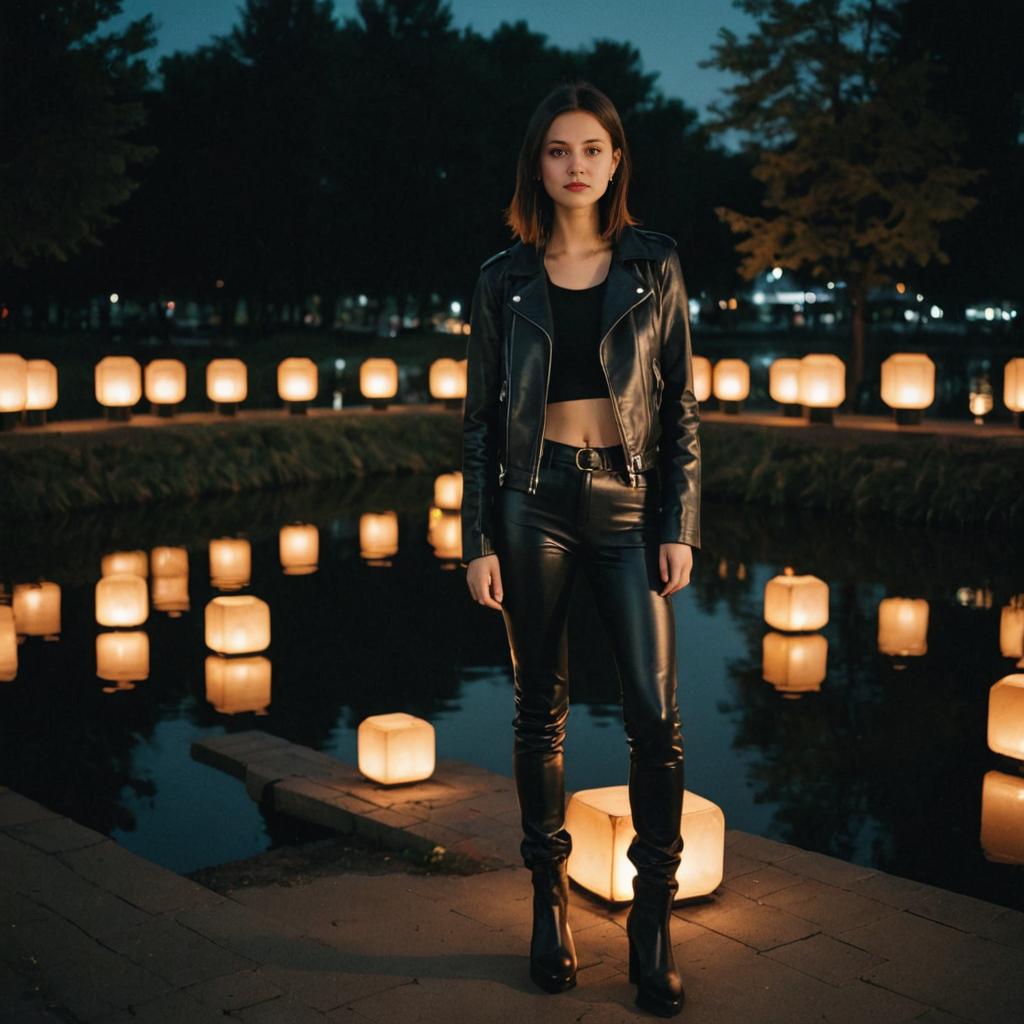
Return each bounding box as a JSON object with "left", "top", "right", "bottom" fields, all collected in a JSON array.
[{"left": 107, "top": 1, "right": 756, "bottom": 131}]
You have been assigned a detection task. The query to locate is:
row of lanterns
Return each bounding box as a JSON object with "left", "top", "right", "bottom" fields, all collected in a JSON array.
[{"left": 0, "top": 353, "right": 470, "bottom": 427}]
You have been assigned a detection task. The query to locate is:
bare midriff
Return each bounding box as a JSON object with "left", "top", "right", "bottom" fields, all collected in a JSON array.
[{"left": 541, "top": 247, "right": 621, "bottom": 450}]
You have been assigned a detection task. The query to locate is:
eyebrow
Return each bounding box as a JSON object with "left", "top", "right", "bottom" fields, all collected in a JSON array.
[{"left": 545, "top": 139, "right": 605, "bottom": 145}]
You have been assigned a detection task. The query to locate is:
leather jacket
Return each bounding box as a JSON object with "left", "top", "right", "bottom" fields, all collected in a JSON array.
[{"left": 460, "top": 223, "right": 701, "bottom": 567}]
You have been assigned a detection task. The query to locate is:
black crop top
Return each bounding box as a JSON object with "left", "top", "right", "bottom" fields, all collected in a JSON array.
[{"left": 545, "top": 272, "right": 609, "bottom": 403}]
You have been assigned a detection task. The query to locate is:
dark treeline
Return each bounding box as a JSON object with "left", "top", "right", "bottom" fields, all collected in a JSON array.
[{"left": 1, "top": 0, "right": 1020, "bottom": 338}]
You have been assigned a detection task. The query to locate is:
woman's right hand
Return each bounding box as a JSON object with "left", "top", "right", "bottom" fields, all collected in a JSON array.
[{"left": 466, "top": 554, "right": 504, "bottom": 610}]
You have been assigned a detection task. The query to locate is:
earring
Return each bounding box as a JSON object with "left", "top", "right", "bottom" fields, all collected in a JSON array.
[{"left": 609, "top": 175, "right": 615, "bottom": 182}]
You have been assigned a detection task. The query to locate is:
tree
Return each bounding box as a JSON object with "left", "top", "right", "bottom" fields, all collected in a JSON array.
[
  {"left": 701, "top": 0, "right": 983, "bottom": 403},
  {"left": 0, "top": 0, "right": 157, "bottom": 268}
]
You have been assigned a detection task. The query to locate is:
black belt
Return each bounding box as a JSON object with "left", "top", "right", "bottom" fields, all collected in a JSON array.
[{"left": 540, "top": 439, "right": 629, "bottom": 472}]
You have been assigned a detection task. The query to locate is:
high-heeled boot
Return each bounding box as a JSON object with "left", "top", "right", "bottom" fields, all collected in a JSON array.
[
  {"left": 528, "top": 857, "right": 578, "bottom": 992},
  {"left": 627, "top": 874, "right": 685, "bottom": 1016}
]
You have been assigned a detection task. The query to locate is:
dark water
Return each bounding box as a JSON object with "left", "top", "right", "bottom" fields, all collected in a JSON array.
[{"left": 1, "top": 476, "right": 1022, "bottom": 913}]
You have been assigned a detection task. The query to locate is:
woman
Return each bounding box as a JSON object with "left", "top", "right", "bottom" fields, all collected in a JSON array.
[{"left": 460, "top": 80, "right": 701, "bottom": 1018}]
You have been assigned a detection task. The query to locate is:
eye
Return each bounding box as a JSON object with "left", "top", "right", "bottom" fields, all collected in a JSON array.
[{"left": 587, "top": 147, "right": 602, "bottom": 156}]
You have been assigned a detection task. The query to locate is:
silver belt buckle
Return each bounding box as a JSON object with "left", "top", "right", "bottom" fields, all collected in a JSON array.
[{"left": 574, "top": 447, "right": 600, "bottom": 471}]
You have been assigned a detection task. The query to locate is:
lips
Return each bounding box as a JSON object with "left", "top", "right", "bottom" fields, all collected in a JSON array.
[{"left": 565, "top": 183, "right": 589, "bottom": 191}]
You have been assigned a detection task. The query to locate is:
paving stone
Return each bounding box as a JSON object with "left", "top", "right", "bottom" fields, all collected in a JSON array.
[
  {"left": 4, "top": 816, "right": 107, "bottom": 855},
  {"left": 0, "top": 792, "right": 61, "bottom": 829},
  {"left": 93, "top": 988, "right": 230, "bottom": 1023},
  {"left": 779, "top": 849, "right": 879, "bottom": 889},
  {"left": 721, "top": 863, "right": 803, "bottom": 900},
  {"left": 190, "top": 731, "right": 293, "bottom": 780},
  {"left": 722, "top": 831, "right": 806, "bottom": 865},
  {"left": 227, "top": 992, "right": 328, "bottom": 1022},
  {"left": 721, "top": 849, "right": 763, "bottom": 881},
  {"left": 902, "top": 886, "right": 1012, "bottom": 935},
  {"left": 0, "top": 890, "right": 49, "bottom": 926},
  {"left": 183, "top": 967, "right": 284, "bottom": 1011},
  {"left": 174, "top": 898, "right": 309, "bottom": 964},
  {"left": 56, "top": 839, "right": 224, "bottom": 916},
  {"left": 254, "top": 965, "right": 414, "bottom": 1015},
  {"left": 975, "top": 908, "right": 1024, "bottom": 951},
  {"left": 4, "top": 910, "right": 109, "bottom": 972},
  {"left": 401, "top": 820, "right": 466, "bottom": 853},
  {"left": 761, "top": 932, "right": 888, "bottom": 987},
  {"left": 847, "top": 870, "right": 935, "bottom": 910},
  {"left": 761, "top": 879, "right": 901, "bottom": 934}
]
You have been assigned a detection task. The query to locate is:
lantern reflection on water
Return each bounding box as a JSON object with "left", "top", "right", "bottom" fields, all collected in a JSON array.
[
  {"left": 101, "top": 550, "right": 148, "bottom": 578},
  {"left": 433, "top": 471, "right": 463, "bottom": 512},
  {"left": 13, "top": 582, "right": 61, "bottom": 639},
  {"left": 96, "top": 631, "right": 149, "bottom": 687},
  {"left": 427, "top": 508, "right": 461, "bottom": 563},
  {"left": 0, "top": 607, "right": 17, "bottom": 681},
  {"left": 205, "top": 655, "right": 271, "bottom": 714},
  {"left": 987, "top": 674, "right": 1024, "bottom": 761},
  {"left": 360, "top": 512, "right": 399, "bottom": 561},
  {"left": 279, "top": 524, "right": 319, "bottom": 575},
  {"left": 565, "top": 786, "right": 725, "bottom": 903},
  {"left": 980, "top": 771, "right": 1024, "bottom": 865},
  {"left": 762, "top": 632, "right": 827, "bottom": 697},
  {"left": 151, "top": 547, "right": 189, "bottom": 615},
  {"left": 763, "top": 568, "right": 829, "bottom": 632},
  {"left": 692, "top": 356, "right": 712, "bottom": 403},
  {"left": 96, "top": 574, "right": 148, "bottom": 627},
  {"left": 877, "top": 597, "right": 929, "bottom": 657},
  {"left": 205, "top": 596, "right": 270, "bottom": 655},
  {"left": 358, "top": 712, "right": 435, "bottom": 784},
  {"left": 209, "top": 538, "right": 251, "bottom": 590}
]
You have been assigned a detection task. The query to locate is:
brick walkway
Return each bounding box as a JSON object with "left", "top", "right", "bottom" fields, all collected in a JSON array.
[{"left": 2, "top": 737, "right": 1023, "bottom": 1023}]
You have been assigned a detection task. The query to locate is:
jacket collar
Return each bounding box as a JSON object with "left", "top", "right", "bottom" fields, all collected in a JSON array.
[{"left": 504, "top": 224, "right": 657, "bottom": 344}]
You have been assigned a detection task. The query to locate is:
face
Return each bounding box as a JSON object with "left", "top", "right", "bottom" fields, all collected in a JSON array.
[{"left": 538, "top": 109, "right": 621, "bottom": 209}]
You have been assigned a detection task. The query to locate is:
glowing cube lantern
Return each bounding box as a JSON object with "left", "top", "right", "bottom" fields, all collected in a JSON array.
[
  {"left": 691, "top": 356, "right": 712, "bottom": 403},
  {"left": 762, "top": 632, "right": 827, "bottom": 697},
  {"left": 95, "top": 356, "right": 142, "bottom": 417},
  {"left": 880, "top": 353, "right": 935, "bottom": 425},
  {"left": 101, "top": 550, "right": 148, "bottom": 578},
  {"left": 12, "top": 582, "right": 61, "bottom": 638},
  {"left": 427, "top": 507, "right": 461, "bottom": 562},
  {"left": 768, "top": 358, "right": 801, "bottom": 414},
  {"left": 209, "top": 537, "right": 251, "bottom": 591},
  {"left": 205, "top": 595, "right": 270, "bottom": 655},
  {"left": 360, "top": 512, "right": 399, "bottom": 561},
  {"left": 207, "top": 358, "right": 247, "bottom": 411},
  {"left": 144, "top": 359, "right": 187, "bottom": 414},
  {"left": 150, "top": 546, "right": 190, "bottom": 616},
  {"left": 279, "top": 524, "right": 319, "bottom": 575},
  {"left": 95, "top": 574, "right": 149, "bottom": 627},
  {"left": 278, "top": 357, "right": 318, "bottom": 412},
  {"left": 980, "top": 771, "right": 1024, "bottom": 865},
  {"left": 433, "top": 472, "right": 463, "bottom": 512},
  {"left": 360, "top": 358, "right": 399, "bottom": 408},
  {"left": 712, "top": 358, "right": 749, "bottom": 413},
  {"left": 96, "top": 631, "right": 150, "bottom": 684},
  {"left": 429, "top": 358, "right": 467, "bottom": 405},
  {"left": 877, "top": 597, "right": 929, "bottom": 656},
  {"left": 25, "top": 359, "right": 58, "bottom": 424},
  {"left": 1004, "top": 358, "right": 1024, "bottom": 416},
  {"left": 205, "top": 655, "right": 272, "bottom": 714},
  {"left": 0, "top": 607, "right": 17, "bottom": 681},
  {"left": 763, "top": 568, "right": 829, "bottom": 632},
  {"left": 1000, "top": 602, "right": 1024, "bottom": 659},
  {"left": 799, "top": 354, "right": 845, "bottom": 424},
  {"left": 566, "top": 786, "right": 725, "bottom": 903},
  {"left": 987, "top": 674, "right": 1024, "bottom": 761},
  {"left": 357, "top": 712, "right": 435, "bottom": 784},
  {"left": 0, "top": 354, "right": 27, "bottom": 414}
]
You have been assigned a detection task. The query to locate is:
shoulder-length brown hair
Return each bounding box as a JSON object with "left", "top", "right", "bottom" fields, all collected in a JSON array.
[{"left": 504, "top": 80, "right": 640, "bottom": 247}]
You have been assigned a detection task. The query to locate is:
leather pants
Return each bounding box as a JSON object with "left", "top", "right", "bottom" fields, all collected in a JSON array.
[{"left": 493, "top": 438, "right": 686, "bottom": 886}]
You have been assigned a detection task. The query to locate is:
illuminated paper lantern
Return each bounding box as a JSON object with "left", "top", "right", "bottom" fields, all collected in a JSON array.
[
  {"left": 95, "top": 574, "right": 148, "bottom": 627},
  {"left": 980, "top": 771, "right": 1024, "bottom": 865},
  {"left": 205, "top": 655, "right": 271, "bottom": 714},
  {"left": 987, "top": 674, "right": 1024, "bottom": 760},
  {"left": 209, "top": 537, "right": 251, "bottom": 591},
  {"left": 427, "top": 507, "right": 461, "bottom": 562},
  {"left": 12, "top": 582, "right": 61, "bottom": 638},
  {"left": 0, "top": 354, "right": 28, "bottom": 413},
  {"left": 96, "top": 631, "right": 149, "bottom": 683},
  {"left": 151, "top": 573, "right": 190, "bottom": 616},
  {"left": 360, "top": 358, "right": 398, "bottom": 407},
  {"left": 0, "top": 607, "right": 17, "bottom": 681},
  {"left": 429, "top": 358, "right": 467, "bottom": 402},
  {"left": 763, "top": 569, "right": 829, "bottom": 631},
  {"left": 1004, "top": 358, "right": 1024, "bottom": 414},
  {"left": 151, "top": 546, "right": 188, "bottom": 577},
  {"left": 95, "top": 356, "right": 142, "bottom": 408},
  {"left": 207, "top": 358, "right": 248, "bottom": 406},
  {"left": 278, "top": 357, "right": 318, "bottom": 405},
  {"left": 360, "top": 512, "right": 399, "bottom": 560},
  {"left": 144, "top": 359, "right": 187, "bottom": 407},
  {"left": 769, "top": 358, "right": 801, "bottom": 407},
  {"left": 712, "top": 359, "right": 750, "bottom": 406},
  {"left": 357, "top": 712, "right": 435, "bottom": 784},
  {"left": 433, "top": 472, "right": 463, "bottom": 512},
  {"left": 1000, "top": 603, "right": 1024, "bottom": 659},
  {"left": 877, "top": 597, "right": 929, "bottom": 656},
  {"left": 565, "top": 785, "right": 725, "bottom": 903},
  {"left": 279, "top": 524, "right": 319, "bottom": 575},
  {"left": 101, "top": 550, "right": 148, "bottom": 578},
  {"left": 762, "top": 632, "right": 827, "bottom": 697},
  {"left": 880, "top": 353, "right": 935, "bottom": 424},
  {"left": 25, "top": 360, "right": 58, "bottom": 411},
  {"left": 798, "top": 354, "right": 845, "bottom": 421},
  {"left": 692, "top": 356, "right": 712, "bottom": 403},
  {"left": 205, "top": 595, "right": 270, "bottom": 654}
]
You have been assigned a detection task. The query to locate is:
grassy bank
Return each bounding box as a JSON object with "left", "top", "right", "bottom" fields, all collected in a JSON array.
[{"left": 0, "top": 411, "right": 1020, "bottom": 530}]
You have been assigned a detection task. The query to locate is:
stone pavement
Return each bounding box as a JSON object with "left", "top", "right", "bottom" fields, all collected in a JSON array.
[{"left": 2, "top": 766, "right": 1024, "bottom": 1022}]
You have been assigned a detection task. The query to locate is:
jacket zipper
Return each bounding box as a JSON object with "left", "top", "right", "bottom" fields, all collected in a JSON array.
[
  {"left": 506, "top": 305, "right": 552, "bottom": 494},
  {"left": 498, "top": 320, "right": 514, "bottom": 485}
]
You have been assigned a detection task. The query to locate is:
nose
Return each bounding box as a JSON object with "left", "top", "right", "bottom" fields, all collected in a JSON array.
[{"left": 568, "top": 151, "right": 585, "bottom": 178}]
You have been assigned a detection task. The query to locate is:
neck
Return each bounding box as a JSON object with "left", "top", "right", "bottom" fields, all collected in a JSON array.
[{"left": 546, "top": 206, "right": 608, "bottom": 256}]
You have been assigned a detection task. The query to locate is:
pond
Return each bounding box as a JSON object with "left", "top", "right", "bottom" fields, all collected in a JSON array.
[{"left": 1, "top": 474, "right": 1022, "bottom": 913}]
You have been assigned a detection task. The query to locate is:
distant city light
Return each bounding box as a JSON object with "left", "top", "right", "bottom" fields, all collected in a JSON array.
[
  {"left": 357, "top": 294, "right": 368, "bottom": 307},
  {"left": 450, "top": 300, "right": 462, "bottom": 316},
  {"left": 826, "top": 281, "right": 835, "bottom": 289},
  {"left": 109, "top": 293, "right": 119, "bottom": 304},
  {"left": 896, "top": 282, "right": 906, "bottom": 294},
  {"left": 770, "top": 267, "right": 783, "bottom": 280},
  {"left": 930, "top": 305, "right": 943, "bottom": 319},
  {"left": 752, "top": 292, "right": 765, "bottom": 304},
  {"left": 215, "top": 279, "right": 225, "bottom": 289},
  {"left": 916, "top": 293, "right": 924, "bottom": 302},
  {"left": 804, "top": 292, "right": 816, "bottom": 303}
]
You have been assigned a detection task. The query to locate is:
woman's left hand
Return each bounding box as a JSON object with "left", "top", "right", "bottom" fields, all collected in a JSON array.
[{"left": 658, "top": 542, "right": 693, "bottom": 597}]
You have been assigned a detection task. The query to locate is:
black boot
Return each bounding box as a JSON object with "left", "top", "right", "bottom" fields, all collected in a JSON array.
[
  {"left": 528, "top": 857, "right": 578, "bottom": 992},
  {"left": 627, "top": 874, "right": 685, "bottom": 1016}
]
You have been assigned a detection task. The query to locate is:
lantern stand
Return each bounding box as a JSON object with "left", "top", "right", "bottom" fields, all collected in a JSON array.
[
  {"left": 23, "top": 409, "right": 47, "bottom": 427},
  {"left": 781, "top": 402, "right": 802, "bottom": 418},
  {"left": 285, "top": 400, "right": 308, "bottom": 416},
  {"left": 105, "top": 407, "right": 131, "bottom": 423},
  {"left": 894, "top": 408, "right": 923, "bottom": 426},
  {"left": 151, "top": 402, "right": 177, "bottom": 419},
  {"left": 443, "top": 397, "right": 461, "bottom": 411},
  {"left": 807, "top": 406, "right": 834, "bottom": 425},
  {"left": 0, "top": 412, "right": 19, "bottom": 431},
  {"left": 368, "top": 398, "right": 390, "bottom": 411},
  {"left": 215, "top": 401, "right": 238, "bottom": 417},
  {"left": 719, "top": 399, "right": 742, "bottom": 415}
]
